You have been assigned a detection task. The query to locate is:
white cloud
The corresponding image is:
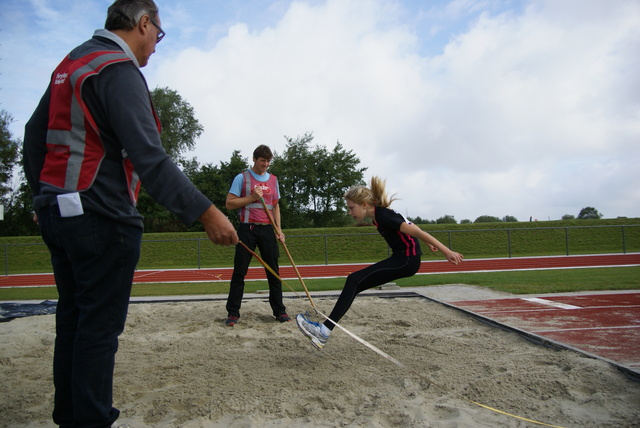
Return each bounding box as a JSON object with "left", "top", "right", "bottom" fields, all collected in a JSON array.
[
  {"left": 151, "top": 0, "right": 421, "bottom": 164},
  {"left": 147, "top": 0, "right": 639, "bottom": 221}
]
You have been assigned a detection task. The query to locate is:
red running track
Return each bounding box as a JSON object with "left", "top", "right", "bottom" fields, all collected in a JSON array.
[
  {"left": 448, "top": 292, "right": 640, "bottom": 375},
  {"left": 2, "top": 253, "right": 639, "bottom": 288}
]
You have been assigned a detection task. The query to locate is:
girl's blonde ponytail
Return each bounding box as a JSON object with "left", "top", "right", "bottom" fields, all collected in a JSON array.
[{"left": 344, "top": 176, "right": 398, "bottom": 208}]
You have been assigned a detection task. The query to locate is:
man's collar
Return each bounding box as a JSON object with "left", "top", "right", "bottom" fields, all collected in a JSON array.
[
  {"left": 93, "top": 29, "right": 140, "bottom": 68},
  {"left": 248, "top": 169, "right": 269, "bottom": 179}
]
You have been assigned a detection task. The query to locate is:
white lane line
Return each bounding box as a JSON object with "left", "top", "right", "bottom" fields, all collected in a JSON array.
[
  {"left": 536, "top": 325, "right": 640, "bottom": 333},
  {"left": 522, "top": 297, "right": 582, "bottom": 310}
]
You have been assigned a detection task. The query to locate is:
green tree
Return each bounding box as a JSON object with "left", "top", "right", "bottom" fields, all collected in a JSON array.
[
  {"left": 0, "top": 110, "right": 36, "bottom": 236},
  {"left": 185, "top": 151, "right": 249, "bottom": 229},
  {"left": 137, "top": 88, "right": 205, "bottom": 231},
  {"left": 436, "top": 214, "right": 457, "bottom": 224},
  {"left": 0, "top": 110, "right": 20, "bottom": 200},
  {"left": 310, "top": 142, "right": 365, "bottom": 226},
  {"left": 150, "top": 87, "right": 204, "bottom": 162},
  {"left": 578, "top": 206, "right": 602, "bottom": 220},
  {"left": 562, "top": 214, "right": 575, "bottom": 220},
  {"left": 502, "top": 215, "right": 518, "bottom": 222},
  {"left": 0, "top": 171, "right": 38, "bottom": 236},
  {"left": 270, "top": 133, "right": 314, "bottom": 227},
  {"left": 216, "top": 150, "right": 250, "bottom": 207},
  {"left": 270, "top": 133, "right": 366, "bottom": 228},
  {"left": 408, "top": 216, "right": 431, "bottom": 224},
  {"left": 136, "top": 190, "right": 183, "bottom": 232},
  {"left": 474, "top": 215, "right": 501, "bottom": 223}
]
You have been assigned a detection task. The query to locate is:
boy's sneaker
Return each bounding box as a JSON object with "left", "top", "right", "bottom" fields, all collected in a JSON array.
[
  {"left": 225, "top": 315, "right": 239, "bottom": 326},
  {"left": 296, "top": 313, "right": 329, "bottom": 350},
  {"left": 276, "top": 313, "right": 291, "bottom": 323}
]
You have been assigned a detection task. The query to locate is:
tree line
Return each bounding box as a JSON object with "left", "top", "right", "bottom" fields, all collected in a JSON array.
[
  {"left": 0, "top": 87, "right": 607, "bottom": 237},
  {"left": 409, "top": 207, "right": 604, "bottom": 225}
]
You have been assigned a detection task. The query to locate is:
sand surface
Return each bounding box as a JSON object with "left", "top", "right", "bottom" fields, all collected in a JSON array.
[{"left": 1, "top": 291, "right": 639, "bottom": 428}]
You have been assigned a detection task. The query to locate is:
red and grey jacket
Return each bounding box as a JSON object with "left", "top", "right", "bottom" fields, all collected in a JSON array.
[
  {"left": 39, "top": 50, "right": 161, "bottom": 204},
  {"left": 25, "top": 31, "right": 213, "bottom": 228},
  {"left": 238, "top": 170, "right": 279, "bottom": 223}
]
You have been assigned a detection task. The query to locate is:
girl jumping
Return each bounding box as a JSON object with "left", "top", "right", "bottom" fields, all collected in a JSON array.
[{"left": 296, "top": 176, "right": 464, "bottom": 349}]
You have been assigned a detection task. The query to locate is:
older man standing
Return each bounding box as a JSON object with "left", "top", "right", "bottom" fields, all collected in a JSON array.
[{"left": 23, "top": 1, "right": 238, "bottom": 426}]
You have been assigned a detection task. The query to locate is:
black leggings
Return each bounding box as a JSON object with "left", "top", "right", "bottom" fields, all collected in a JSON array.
[{"left": 324, "top": 255, "right": 421, "bottom": 330}]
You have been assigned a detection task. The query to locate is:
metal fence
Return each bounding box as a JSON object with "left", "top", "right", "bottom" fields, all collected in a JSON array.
[{"left": 3, "top": 224, "right": 639, "bottom": 275}]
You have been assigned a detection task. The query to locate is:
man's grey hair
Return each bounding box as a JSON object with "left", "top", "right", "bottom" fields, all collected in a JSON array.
[{"left": 105, "top": 0, "right": 159, "bottom": 31}]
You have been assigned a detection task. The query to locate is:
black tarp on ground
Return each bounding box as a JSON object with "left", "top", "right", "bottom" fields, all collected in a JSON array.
[{"left": 0, "top": 300, "right": 57, "bottom": 322}]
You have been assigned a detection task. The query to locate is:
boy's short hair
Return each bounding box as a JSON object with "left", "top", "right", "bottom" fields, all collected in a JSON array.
[{"left": 253, "top": 145, "right": 273, "bottom": 160}]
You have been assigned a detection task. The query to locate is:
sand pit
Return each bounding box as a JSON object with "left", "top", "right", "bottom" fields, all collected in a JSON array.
[{"left": 1, "top": 291, "right": 639, "bottom": 427}]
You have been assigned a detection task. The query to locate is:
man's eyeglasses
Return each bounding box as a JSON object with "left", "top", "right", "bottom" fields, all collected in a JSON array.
[{"left": 149, "top": 16, "right": 165, "bottom": 43}]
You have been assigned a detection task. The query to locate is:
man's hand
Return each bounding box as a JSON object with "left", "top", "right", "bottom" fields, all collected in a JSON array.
[
  {"left": 251, "top": 186, "right": 264, "bottom": 201},
  {"left": 199, "top": 205, "right": 238, "bottom": 246}
]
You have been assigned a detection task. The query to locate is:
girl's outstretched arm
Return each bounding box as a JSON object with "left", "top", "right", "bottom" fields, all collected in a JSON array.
[{"left": 400, "top": 222, "right": 464, "bottom": 265}]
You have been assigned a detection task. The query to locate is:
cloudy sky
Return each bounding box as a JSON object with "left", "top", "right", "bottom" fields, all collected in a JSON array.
[{"left": 2, "top": 0, "right": 639, "bottom": 222}]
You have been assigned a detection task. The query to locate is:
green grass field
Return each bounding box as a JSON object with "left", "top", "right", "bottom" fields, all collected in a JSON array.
[{"left": 1, "top": 218, "right": 639, "bottom": 301}]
